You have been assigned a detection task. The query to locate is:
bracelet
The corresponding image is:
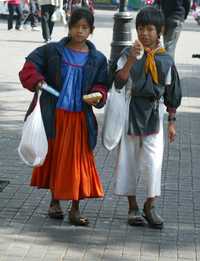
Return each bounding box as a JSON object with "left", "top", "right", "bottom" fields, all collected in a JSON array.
[{"left": 168, "top": 116, "right": 176, "bottom": 122}]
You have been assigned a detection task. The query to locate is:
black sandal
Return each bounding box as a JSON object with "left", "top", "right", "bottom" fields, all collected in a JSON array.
[
  {"left": 68, "top": 210, "right": 89, "bottom": 226},
  {"left": 48, "top": 202, "right": 64, "bottom": 219}
]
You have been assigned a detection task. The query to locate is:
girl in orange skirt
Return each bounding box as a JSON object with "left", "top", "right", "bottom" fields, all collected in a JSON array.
[{"left": 19, "top": 7, "right": 108, "bottom": 225}]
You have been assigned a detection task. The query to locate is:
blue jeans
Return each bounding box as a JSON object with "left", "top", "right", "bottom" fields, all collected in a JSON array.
[
  {"left": 7, "top": 3, "right": 23, "bottom": 30},
  {"left": 163, "top": 19, "right": 183, "bottom": 59},
  {"left": 23, "top": 0, "right": 40, "bottom": 27},
  {"left": 41, "top": 4, "right": 56, "bottom": 41}
]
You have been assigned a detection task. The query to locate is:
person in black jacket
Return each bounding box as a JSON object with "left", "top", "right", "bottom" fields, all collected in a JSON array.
[{"left": 155, "top": 0, "right": 191, "bottom": 59}]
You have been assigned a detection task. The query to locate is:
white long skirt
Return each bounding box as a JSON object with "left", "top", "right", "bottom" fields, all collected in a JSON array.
[{"left": 114, "top": 98, "right": 165, "bottom": 198}]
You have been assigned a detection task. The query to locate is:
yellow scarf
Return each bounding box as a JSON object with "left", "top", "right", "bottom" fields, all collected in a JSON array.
[{"left": 144, "top": 47, "right": 166, "bottom": 84}]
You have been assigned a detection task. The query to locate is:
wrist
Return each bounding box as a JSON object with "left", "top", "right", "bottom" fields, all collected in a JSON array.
[
  {"left": 127, "top": 54, "right": 136, "bottom": 63},
  {"left": 168, "top": 115, "right": 176, "bottom": 122}
]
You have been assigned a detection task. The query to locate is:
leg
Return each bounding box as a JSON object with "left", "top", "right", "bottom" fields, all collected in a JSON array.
[
  {"left": 128, "top": 195, "right": 138, "bottom": 211},
  {"left": 114, "top": 100, "right": 144, "bottom": 225},
  {"left": 29, "top": 1, "right": 37, "bottom": 27},
  {"left": 163, "top": 19, "right": 183, "bottom": 60},
  {"left": 143, "top": 197, "right": 164, "bottom": 229},
  {"left": 7, "top": 4, "right": 14, "bottom": 30},
  {"left": 48, "top": 192, "right": 64, "bottom": 219},
  {"left": 41, "top": 5, "right": 51, "bottom": 41},
  {"left": 15, "top": 4, "right": 23, "bottom": 30},
  {"left": 127, "top": 196, "right": 145, "bottom": 226},
  {"left": 23, "top": 13, "right": 31, "bottom": 26},
  {"left": 48, "top": 5, "right": 56, "bottom": 38},
  {"left": 114, "top": 125, "right": 141, "bottom": 196},
  {"left": 141, "top": 110, "right": 165, "bottom": 229},
  {"left": 68, "top": 200, "right": 89, "bottom": 226}
]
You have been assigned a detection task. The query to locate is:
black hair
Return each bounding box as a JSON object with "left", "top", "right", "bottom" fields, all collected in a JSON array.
[
  {"left": 136, "top": 6, "right": 165, "bottom": 36},
  {"left": 68, "top": 7, "right": 94, "bottom": 33}
]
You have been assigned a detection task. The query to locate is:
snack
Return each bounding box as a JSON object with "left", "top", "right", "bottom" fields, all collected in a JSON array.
[
  {"left": 136, "top": 48, "right": 144, "bottom": 60},
  {"left": 83, "top": 92, "right": 102, "bottom": 103}
]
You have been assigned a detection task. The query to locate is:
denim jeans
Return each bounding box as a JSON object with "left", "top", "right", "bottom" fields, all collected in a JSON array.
[
  {"left": 23, "top": 0, "right": 39, "bottom": 27},
  {"left": 41, "top": 4, "right": 56, "bottom": 41},
  {"left": 163, "top": 19, "right": 183, "bottom": 59},
  {"left": 7, "top": 3, "right": 23, "bottom": 30}
]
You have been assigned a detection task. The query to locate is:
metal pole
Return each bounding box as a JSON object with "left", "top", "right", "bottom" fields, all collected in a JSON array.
[{"left": 110, "top": 0, "right": 133, "bottom": 62}]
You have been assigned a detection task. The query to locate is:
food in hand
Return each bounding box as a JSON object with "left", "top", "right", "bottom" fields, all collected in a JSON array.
[
  {"left": 136, "top": 48, "right": 144, "bottom": 60},
  {"left": 83, "top": 92, "right": 102, "bottom": 103}
]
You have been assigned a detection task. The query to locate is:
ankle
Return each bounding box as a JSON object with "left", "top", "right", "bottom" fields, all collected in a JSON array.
[
  {"left": 144, "top": 199, "right": 155, "bottom": 210},
  {"left": 128, "top": 196, "right": 139, "bottom": 212},
  {"left": 129, "top": 204, "right": 139, "bottom": 212},
  {"left": 50, "top": 199, "right": 60, "bottom": 206}
]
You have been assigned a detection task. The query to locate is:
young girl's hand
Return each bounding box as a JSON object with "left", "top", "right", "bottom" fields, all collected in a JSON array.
[
  {"left": 168, "top": 122, "right": 176, "bottom": 143},
  {"left": 35, "top": 81, "right": 45, "bottom": 92},
  {"left": 85, "top": 100, "right": 100, "bottom": 106},
  {"left": 83, "top": 93, "right": 102, "bottom": 106}
]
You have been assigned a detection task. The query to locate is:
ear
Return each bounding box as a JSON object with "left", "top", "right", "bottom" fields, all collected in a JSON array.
[
  {"left": 161, "top": 26, "right": 165, "bottom": 35},
  {"left": 90, "top": 26, "right": 95, "bottom": 34}
]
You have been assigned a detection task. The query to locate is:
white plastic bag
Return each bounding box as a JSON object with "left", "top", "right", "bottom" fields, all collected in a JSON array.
[
  {"left": 18, "top": 91, "right": 48, "bottom": 167},
  {"left": 51, "top": 8, "right": 67, "bottom": 25},
  {"left": 102, "top": 84, "right": 126, "bottom": 151}
]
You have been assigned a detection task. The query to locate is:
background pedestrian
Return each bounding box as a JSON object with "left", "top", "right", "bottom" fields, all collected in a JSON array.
[
  {"left": 38, "top": 0, "right": 62, "bottom": 42},
  {"left": 23, "top": 0, "right": 40, "bottom": 31},
  {"left": 6, "top": 0, "right": 23, "bottom": 30},
  {"left": 155, "top": 0, "right": 191, "bottom": 59}
]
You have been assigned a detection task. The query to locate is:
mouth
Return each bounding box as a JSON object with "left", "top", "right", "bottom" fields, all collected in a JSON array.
[{"left": 141, "top": 38, "right": 149, "bottom": 42}]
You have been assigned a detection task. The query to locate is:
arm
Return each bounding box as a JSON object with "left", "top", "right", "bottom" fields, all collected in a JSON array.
[
  {"left": 114, "top": 40, "right": 143, "bottom": 89},
  {"left": 19, "top": 45, "right": 47, "bottom": 92},
  {"left": 163, "top": 65, "right": 182, "bottom": 143},
  {"left": 19, "top": 62, "right": 45, "bottom": 92},
  {"left": 85, "top": 56, "right": 108, "bottom": 108}
]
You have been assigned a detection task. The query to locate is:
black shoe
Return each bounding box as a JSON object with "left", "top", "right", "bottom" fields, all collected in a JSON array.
[{"left": 143, "top": 205, "right": 164, "bottom": 229}]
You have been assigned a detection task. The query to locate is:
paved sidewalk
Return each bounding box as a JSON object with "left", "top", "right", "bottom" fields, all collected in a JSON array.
[{"left": 0, "top": 10, "right": 200, "bottom": 261}]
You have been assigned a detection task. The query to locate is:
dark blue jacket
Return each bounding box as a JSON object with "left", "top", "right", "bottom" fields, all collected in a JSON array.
[
  {"left": 19, "top": 37, "right": 108, "bottom": 150},
  {"left": 157, "top": 0, "right": 191, "bottom": 21}
]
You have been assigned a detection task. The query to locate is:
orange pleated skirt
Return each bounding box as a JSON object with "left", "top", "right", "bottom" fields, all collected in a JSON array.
[{"left": 31, "top": 109, "right": 104, "bottom": 200}]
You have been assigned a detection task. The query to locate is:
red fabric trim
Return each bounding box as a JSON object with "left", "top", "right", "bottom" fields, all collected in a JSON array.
[
  {"left": 19, "top": 61, "right": 44, "bottom": 92},
  {"left": 63, "top": 59, "right": 84, "bottom": 68}
]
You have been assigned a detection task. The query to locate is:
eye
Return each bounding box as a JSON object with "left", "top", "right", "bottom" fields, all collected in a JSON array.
[
  {"left": 137, "top": 26, "right": 144, "bottom": 33},
  {"left": 82, "top": 26, "right": 89, "bottom": 30}
]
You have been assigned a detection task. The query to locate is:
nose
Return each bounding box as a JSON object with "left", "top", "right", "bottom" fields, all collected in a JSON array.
[
  {"left": 141, "top": 28, "right": 148, "bottom": 35},
  {"left": 77, "top": 27, "right": 84, "bottom": 33}
]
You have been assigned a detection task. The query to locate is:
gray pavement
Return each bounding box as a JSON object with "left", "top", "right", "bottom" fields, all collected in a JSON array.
[{"left": 0, "top": 9, "right": 200, "bottom": 261}]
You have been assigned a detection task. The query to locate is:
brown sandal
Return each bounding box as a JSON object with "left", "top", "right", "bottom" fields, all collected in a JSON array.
[
  {"left": 68, "top": 210, "right": 89, "bottom": 226},
  {"left": 48, "top": 202, "right": 64, "bottom": 219}
]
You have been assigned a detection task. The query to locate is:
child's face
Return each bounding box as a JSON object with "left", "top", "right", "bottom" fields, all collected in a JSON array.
[
  {"left": 137, "top": 24, "right": 159, "bottom": 49},
  {"left": 69, "top": 19, "right": 92, "bottom": 43}
]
